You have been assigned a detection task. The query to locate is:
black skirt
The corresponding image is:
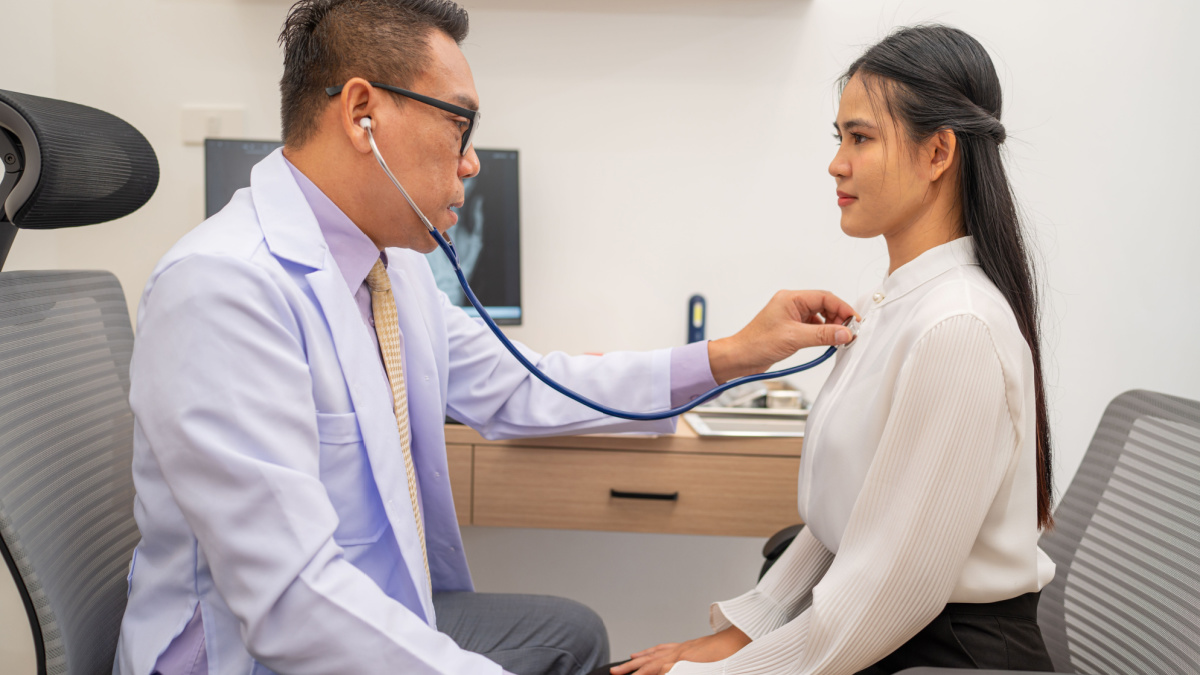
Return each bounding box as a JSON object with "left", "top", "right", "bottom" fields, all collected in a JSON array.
[
  {"left": 587, "top": 592, "right": 1054, "bottom": 675},
  {"left": 856, "top": 591, "right": 1055, "bottom": 674}
]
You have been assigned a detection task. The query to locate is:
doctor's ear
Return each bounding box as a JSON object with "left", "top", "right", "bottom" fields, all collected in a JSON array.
[{"left": 333, "top": 76, "right": 377, "bottom": 154}]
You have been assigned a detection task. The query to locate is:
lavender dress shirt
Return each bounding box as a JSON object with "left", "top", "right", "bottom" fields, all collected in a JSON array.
[{"left": 150, "top": 158, "right": 717, "bottom": 675}]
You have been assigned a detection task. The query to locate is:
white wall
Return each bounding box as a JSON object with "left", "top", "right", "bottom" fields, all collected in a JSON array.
[{"left": 1, "top": 0, "right": 1197, "bottom": 669}]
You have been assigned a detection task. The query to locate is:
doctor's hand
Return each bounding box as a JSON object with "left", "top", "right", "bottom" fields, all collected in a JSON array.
[
  {"left": 610, "top": 626, "right": 752, "bottom": 675},
  {"left": 708, "top": 290, "right": 858, "bottom": 384}
]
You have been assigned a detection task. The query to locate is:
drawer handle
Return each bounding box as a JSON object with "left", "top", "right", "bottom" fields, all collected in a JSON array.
[{"left": 610, "top": 489, "right": 679, "bottom": 502}]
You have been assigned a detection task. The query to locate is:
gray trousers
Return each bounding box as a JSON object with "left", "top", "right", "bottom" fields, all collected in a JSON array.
[{"left": 434, "top": 592, "right": 610, "bottom": 675}]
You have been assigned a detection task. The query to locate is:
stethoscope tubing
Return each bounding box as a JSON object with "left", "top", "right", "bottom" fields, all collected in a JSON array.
[
  {"left": 365, "top": 125, "right": 836, "bottom": 421},
  {"left": 433, "top": 228, "right": 836, "bottom": 420}
]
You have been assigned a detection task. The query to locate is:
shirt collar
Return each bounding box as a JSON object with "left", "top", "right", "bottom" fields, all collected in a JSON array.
[
  {"left": 284, "top": 156, "right": 385, "bottom": 294},
  {"left": 876, "top": 236, "right": 978, "bottom": 307}
]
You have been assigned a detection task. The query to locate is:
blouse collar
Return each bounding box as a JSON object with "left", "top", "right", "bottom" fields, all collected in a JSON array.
[{"left": 873, "top": 236, "right": 978, "bottom": 309}]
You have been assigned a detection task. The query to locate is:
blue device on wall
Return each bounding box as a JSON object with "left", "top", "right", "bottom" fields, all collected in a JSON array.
[{"left": 688, "top": 294, "right": 706, "bottom": 343}]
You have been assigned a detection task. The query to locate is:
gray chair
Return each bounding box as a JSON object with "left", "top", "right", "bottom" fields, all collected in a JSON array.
[
  {"left": 897, "top": 389, "right": 1200, "bottom": 674},
  {"left": 0, "top": 272, "right": 140, "bottom": 675},
  {"left": 0, "top": 90, "right": 157, "bottom": 674}
]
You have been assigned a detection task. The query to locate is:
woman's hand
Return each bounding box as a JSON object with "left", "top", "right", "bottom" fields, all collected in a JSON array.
[
  {"left": 709, "top": 290, "right": 859, "bottom": 384},
  {"left": 611, "top": 626, "right": 752, "bottom": 675}
]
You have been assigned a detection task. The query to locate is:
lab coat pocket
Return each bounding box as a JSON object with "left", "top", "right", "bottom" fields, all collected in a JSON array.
[{"left": 316, "top": 412, "right": 388, "bottom": 546}]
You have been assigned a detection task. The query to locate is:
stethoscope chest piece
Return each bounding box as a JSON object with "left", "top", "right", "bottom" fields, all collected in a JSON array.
[{"left": 839, "top": 317, "right": 863, "bottom": 350}]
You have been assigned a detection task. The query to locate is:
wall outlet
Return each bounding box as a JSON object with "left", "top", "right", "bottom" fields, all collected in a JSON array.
[{"left": 181, "top": 105, "right": 245, "bottom": 145}]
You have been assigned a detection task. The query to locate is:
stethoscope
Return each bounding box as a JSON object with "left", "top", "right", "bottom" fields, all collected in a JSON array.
[{"left": 361, "top": 116, "right": 845, "bottom": 421}]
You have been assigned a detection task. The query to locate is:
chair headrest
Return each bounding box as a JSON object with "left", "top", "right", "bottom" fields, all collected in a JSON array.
[{"left": 0, "top": 89, "right": 158, "bottom": 229}]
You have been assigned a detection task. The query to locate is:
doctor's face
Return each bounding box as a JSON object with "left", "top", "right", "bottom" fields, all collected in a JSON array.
[
  {"left": 366, "top": 31, "right": 482, "bottom": 252},
  {"left": 828, "top": 74, "right": 931, "bottom": 241}
]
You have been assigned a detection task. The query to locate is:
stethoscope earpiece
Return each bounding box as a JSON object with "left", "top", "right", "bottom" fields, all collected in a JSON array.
[{"left": 359, "top": 117, "right": 373, "bottom": 130}]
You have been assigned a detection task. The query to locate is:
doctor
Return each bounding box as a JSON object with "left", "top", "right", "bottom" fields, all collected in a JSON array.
[{"left": 114, "top": 1, "right": 857, "bottom": 674}]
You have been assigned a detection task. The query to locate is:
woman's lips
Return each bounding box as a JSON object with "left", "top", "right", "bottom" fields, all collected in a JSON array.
[{"left": 837, "top": 190, "right": 857, "bottom": 207}]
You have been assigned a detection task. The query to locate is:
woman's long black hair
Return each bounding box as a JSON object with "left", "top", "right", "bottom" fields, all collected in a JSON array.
[{"left": 843, "top": 25, "right": 1054, "bottom": 529}]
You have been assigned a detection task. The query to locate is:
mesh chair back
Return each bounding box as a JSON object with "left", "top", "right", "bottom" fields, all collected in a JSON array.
[
  {"left": 0, "top": 89, "right": 158, "bottom": 229},
  {"left": 1037, "top": 390, "right": 1200, "bottom": 674},
  {"left": 0, "top": 271, "right": 139, "bottom": 675}
]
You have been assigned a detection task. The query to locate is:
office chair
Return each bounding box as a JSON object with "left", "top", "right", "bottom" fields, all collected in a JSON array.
[
  {"left": 0, "top": 89, "right": 157, "bottom": 675},
  {"left": 760, "top": 389, "right": 1199, "bottom": 674}
]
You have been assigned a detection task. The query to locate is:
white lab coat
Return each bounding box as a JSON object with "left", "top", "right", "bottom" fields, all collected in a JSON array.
[{"left": 114, "top": 149, "right": 677, "bottom": 675}]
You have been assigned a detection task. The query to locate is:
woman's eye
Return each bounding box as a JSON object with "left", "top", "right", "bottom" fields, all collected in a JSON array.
[{"left": 832, "top": 132, "right": 868, "bottom": 146}]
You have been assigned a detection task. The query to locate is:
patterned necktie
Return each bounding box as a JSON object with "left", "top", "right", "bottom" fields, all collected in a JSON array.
[{"left": 365, "top": 260, "right": 431, "bottom": 591}]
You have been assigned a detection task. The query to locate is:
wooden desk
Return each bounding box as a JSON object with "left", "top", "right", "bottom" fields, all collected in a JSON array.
[{"left": 444, "top": 421, "right": 803, "bottom": 537}]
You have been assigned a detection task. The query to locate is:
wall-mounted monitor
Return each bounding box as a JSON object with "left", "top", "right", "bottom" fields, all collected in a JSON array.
[
  {"left": 426, "top": 149, "right": 521, "bottom": 325},
  {"left": 204, "top": 139, "right": 283, "bottom": 219},
  {"left": 204, "top": 140, "right": 522, "bottom": 325}
]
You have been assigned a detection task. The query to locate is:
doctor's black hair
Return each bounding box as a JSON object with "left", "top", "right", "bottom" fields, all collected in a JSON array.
[
  {"left": 842, "top": 25, "right": 1056, "bottom": 530},
  {"left": 278, "top": 0, "right": 469, "bottom": 147}
]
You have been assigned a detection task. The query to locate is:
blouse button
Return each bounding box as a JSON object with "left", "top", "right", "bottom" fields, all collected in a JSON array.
[{"left": 872, "top": 292, "right": 885, "bottom": 303}]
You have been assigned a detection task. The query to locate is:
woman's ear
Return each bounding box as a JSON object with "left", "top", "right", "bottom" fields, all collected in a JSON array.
[{"left": 928, "top": 128, "right": 958, "bottom": 182}]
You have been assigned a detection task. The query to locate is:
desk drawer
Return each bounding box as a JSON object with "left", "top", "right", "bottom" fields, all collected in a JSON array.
[{"left": 472, "top": 446, "right": 800, "bottom": 537}]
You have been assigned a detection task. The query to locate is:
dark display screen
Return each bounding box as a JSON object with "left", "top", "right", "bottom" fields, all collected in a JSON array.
[{"left": 204, "top": 140, "right": 521, "bottom": 325}]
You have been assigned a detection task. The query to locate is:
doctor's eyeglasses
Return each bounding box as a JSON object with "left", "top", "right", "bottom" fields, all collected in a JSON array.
[{"left": 326, "top": 82, "right": 480, "bottom": 156}]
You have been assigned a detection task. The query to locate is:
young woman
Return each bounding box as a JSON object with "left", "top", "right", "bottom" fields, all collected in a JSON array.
[{"left": 609, "top": 25, "right": 1057, "bottom": 675}]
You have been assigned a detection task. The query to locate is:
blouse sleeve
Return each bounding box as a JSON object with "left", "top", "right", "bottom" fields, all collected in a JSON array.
[
  {"left": 708, "top": 526, "right": 834, "bottom": 639},
  {"left": 670, "top": 314, "right": 1022, "bottom": 675}
]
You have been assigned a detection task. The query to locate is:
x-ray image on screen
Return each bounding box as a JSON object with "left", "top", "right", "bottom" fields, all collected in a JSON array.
[
  {"left": 433, "top": 174, "right": 485, "bottom": 306},
  {"left": 427, "top": 149, "right": 522, "bottom": 325},
  {"left": 206, "top": 141, "right": 522, "bottom": 325}
]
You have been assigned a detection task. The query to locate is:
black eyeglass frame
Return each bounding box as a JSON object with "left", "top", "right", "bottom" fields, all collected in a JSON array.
[{"left": 326, "top": 82, "right": 480, "bottom": 156}]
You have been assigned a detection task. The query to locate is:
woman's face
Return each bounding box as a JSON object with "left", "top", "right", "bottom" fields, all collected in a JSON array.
[{"left": 828, "top": 74, "right": 938, "bottom": 240}]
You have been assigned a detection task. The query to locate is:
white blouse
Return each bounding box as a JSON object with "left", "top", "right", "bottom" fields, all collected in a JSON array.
[{"left": 670, "top": 237, "right": 1055, "bottom": 675}]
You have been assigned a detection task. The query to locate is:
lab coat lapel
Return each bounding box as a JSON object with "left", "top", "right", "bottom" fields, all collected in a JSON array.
[
  {"left": 387, "top": 259, "right": 445, "bottom": 480},
  {"left": 304, "top": 265, "right": 436, "bottom": 623},
  {"left": 389, "top": 260, "right": 441, "bottom": 415},
  {"left": 388, "top": 258, "right": 472, "bottom": 598},
  {"left": 385, "top": 262, "right": 444, "bottom": 497},
  {"left": 251, "top": 149, "right": 325, "bottom": 270},
  {"left": 251, "top": 150, "right": 436, "bottom": 623}
]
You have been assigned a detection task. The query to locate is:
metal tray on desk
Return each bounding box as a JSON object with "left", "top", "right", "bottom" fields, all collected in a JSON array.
[{"left": 683, "top": 407, "right": 807, "bottom": 438}]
